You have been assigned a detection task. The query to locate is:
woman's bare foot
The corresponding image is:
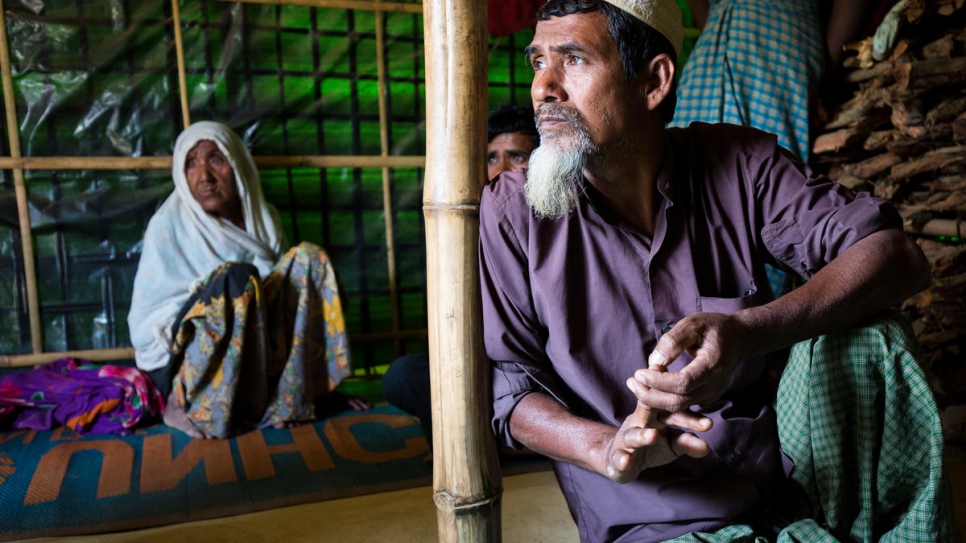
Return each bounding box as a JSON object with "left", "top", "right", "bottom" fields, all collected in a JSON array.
[{"left": 162, "top": 390, "right": 205, "bottom": 439}]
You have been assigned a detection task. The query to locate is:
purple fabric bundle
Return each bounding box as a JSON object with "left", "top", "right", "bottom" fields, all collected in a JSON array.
[{"left": 0, "top": 358, "right": 164, "bottom": 435}]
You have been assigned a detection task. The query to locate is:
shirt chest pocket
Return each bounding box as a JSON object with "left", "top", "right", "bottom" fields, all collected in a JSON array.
[
  {"left": 697, "top": 279, "right": 772, "bottom": 315},
  {"left": 696, "top": 280, "right": 774, "bottom": 390}
]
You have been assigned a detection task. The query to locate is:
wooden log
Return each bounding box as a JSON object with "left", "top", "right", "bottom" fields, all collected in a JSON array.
[
  {"left": 922, "top": 33, "right": 955, "bottom": 59},
  {"left": 864, "top": 130, "right": 895, "bottom": 151},
  {"left": 876, "top": 178, "right": 904, "bottom": 200},
  {"left": 904, "top": 215, "right": 966, "bottom": 238},
  {"left": 928, "top": 192, "right": 965, "bottom": 211},
  {"left": 888, "top": 138, "right": 948, "bottom": 157},
  {"left": 918, "top": 239, "right": 966, "bottom": 274},
  {"left": 890, "top": 146, "right": 966, "bottom": 181},
  {"left": 954, "top": 111, "right": 966, "bottom": 141},
  {"left": 935, "top": 0, "right": 965, "bottom": 16},
  {"left": 814, "top": 128, "right": 866, "bottom": 154},
  {"left": 887, "top": 123, "right": 954, "bottom": 156},
  {"left": 891, "top": 97, "right": 925, "bottom": 132},
  {"left": 850, "top": 152, "right": 902, "bottom": 179},
  {"left": 931, "top": 255, "right": 966, "bottom": 279},
  {"left": 926, "top": 96, "right": 966, "bottom": 124},
  {"left": 934, "top": 272, "right": 966, "bottom": 291},
  {"left": 824, "top": 85, "right": 891, "bottom": 130},
  {"left": 423, "top": 0, "right": 502, "bottom": 540},
  {"left": 905, "top": 189, "right": 933, "bottom": 206},
  {"left": 901, "top": 191, "right": 966, "bottom": 212},
  {"left": 836, "top": 174, "right": 873, "bottom": 192},
  {"left": 893, "top": 57, "right": 966, "bottom": 91},
  {"left": 845, "top": 61, "right": 893, "bottom": 84},
  {"left": 814, "top": 109, "right": 892, "bottom": 154},
  {"left": 929, "top": 244, "right": 966, "bottom": 276},
  {"left": 924, "top": 174, "right": 966, "bottom": 192},
  {"left": 823, "top": 163, "right": 844, "bottom": 181},
  {"left": 877, "top": 148, "right": 966, "bottom": 200}
]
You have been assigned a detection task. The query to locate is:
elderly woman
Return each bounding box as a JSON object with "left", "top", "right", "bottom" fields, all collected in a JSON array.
[{"left": 129, "top": 121, "right": 357, "bottom": 438}]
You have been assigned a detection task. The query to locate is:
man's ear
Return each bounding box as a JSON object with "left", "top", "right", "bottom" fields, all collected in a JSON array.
[{"left": 640, "top": 54, "right": 675, "bottom": 112}]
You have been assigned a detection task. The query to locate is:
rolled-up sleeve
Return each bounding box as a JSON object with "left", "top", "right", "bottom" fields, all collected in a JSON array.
[
  {"left": 754, "top": 145, "right": 902, "bottom": 278},
  {"left": 479, "top": 182, "right": 569, "bottom": 448}
]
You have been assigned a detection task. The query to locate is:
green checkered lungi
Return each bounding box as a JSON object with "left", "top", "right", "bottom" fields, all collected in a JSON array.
[{"left": 668, "top": 312, "right": 958, "bottom": 542}]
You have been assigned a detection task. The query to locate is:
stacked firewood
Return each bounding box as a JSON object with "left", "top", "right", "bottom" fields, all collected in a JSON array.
[{"left": 811, "top": 0, "right": 966, "bottom": 442}]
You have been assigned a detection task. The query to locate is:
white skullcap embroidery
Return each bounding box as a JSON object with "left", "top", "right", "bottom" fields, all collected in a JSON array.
[{"left": 601, "top": 0, "right": 684, "bottom": 55}]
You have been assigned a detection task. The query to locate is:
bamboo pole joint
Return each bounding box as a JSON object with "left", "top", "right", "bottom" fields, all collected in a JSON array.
[{"left": 433, "top": 488, "right": 503, "bottom": 514}]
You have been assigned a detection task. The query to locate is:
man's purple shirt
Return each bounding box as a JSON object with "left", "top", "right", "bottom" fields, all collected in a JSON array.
[{"left": 479, "top": 123, "right": 901, "bottom": 542}]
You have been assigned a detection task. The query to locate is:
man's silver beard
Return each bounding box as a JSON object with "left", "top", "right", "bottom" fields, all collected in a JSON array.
[{"left": 524, "top": 116, "right": 596, "bottom": 220}]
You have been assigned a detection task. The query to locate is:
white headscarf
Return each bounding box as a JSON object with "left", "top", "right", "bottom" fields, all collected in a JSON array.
[
  {"left": 600, "top": 0, "right": 683, "bottom": 55},
  {"left": 128, "top": 121, "right": 286, "bottom": 372}
]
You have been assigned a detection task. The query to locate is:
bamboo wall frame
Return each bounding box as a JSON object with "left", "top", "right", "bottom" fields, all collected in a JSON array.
[
  {"left": 0, "top": 0, "right": 429, "bottom": 367},
  {"left": 0, "top": 1, "right": 502, "bottom": 540}
]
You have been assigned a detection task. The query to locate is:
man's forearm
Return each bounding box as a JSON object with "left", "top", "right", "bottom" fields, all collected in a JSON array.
[
  {"left": 508, "top": 392, "right": 614, "bottom": 475},
  {"left": 735, "top": 228, "right": 930, "bottom": 358}
]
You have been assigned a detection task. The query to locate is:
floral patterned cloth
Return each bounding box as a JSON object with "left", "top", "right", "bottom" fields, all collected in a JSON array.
[
  {"left": 168, "top": 242, "right": 352, "bottom": 438},
  {"left": 0, "top": 358, "right": 164, "bottom": 435}
]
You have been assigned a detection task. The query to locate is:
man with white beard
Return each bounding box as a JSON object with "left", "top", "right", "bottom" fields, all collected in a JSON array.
[{"left": 478, "top": 0, "right": 955, "bottom": 541}]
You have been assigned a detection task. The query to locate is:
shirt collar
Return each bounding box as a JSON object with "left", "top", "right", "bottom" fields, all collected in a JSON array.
[
  {"left": 655, "top": 132, "right": 675, "bottom": 205},
  {"left": 578, "top": 131, "right": 677, "bottom": 227}
]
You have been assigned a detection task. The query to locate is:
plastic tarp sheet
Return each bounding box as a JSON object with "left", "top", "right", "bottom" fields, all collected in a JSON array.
[{"left": 0, "top": 0, "right": 535, "bottom": 366}]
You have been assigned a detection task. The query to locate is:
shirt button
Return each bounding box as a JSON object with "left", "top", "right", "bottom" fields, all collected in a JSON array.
[
  {"left": 661, "top": 323, "right": 673, "bottom": 334},
  {"left": 730, "top": 452, "right": 744, "bottom": 463}
]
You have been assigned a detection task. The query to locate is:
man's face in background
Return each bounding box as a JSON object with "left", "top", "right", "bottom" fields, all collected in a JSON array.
[{"left": 487, "top": 131, "right": 539, "bottom": 180}]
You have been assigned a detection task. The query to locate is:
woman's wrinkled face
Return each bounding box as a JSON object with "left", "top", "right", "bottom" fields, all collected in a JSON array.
[{"left": 185, "top": 139, "right": 241, "bottom": 220}]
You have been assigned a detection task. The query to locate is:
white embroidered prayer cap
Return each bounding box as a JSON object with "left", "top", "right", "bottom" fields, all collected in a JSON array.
[{"left": 601, "top": 0, "right": 684, "bottom": 55}]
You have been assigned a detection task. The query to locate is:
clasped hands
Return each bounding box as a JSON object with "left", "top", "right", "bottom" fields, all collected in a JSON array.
[{"left": 602, "top": 312, "right": 747, "bottom": 484}]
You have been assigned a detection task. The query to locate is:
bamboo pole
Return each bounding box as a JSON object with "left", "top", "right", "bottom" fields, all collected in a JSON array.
[
  {"left": 423, "top": 0, "right": 501, "bottom": 540},
  {"left": 0, "top": 0, "right": 43, "bottom": 353},
  {"left": 0, "top": 156, "right": 174, "bottom": 170},
  {"left": 253, "top": 155, "right": 424, "bottom": 168},
  {"left": 375, "top": 2, "right": 403, "bottom": 358},
  {"left": 227, "top": 0, "right": 423, "bottom": 13},
  {"left": 0, "top": 348, "right": 136, "bottom": 368},
  {"left": 0, "top": 155, "right": 425, "bottom": 170},
  {"left": 171, "top": 0, "right": 191, "bottom": 130},
  {"left": 0, "top": 328, "right": 429, "bottom": 367},
  {"left": 903, "top": 216, "right": 965, "bottom": 239}
]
